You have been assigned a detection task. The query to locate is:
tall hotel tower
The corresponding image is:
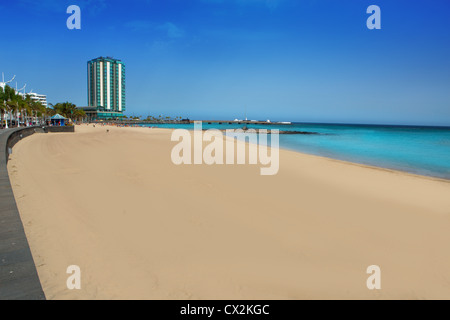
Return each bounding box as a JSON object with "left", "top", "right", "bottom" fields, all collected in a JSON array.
[{"left": 86, "top": 57, "right": 125, "bottom": 120}]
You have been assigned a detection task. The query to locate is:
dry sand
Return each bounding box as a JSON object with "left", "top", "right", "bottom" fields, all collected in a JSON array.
[{"left": 7, "top": 124, "right": 450, "bottom": 300}]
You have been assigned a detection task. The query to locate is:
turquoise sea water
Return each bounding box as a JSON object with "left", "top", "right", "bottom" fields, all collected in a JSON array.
[{"left": 143, "top": 123, "right": 450, "bottom": 180}]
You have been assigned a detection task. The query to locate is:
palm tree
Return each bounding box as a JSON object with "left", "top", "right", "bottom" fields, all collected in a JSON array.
[
  {"left": 32, "top": 101, "right": 45, "bottom": 125},
  {"left": 72, "top": 109, "right": 86, "bottom": 122},
  {"left": 2, "top": 85, "right": 17, "bottom": 128},
  {"left": 16, "top": 96, "right": 24, "bottom": 127},
  {"left": 6, "top": 90, "right": 19, "bottom": 128},
  {"left": 6, "top": 101, "right": 15, "bottom": 127},
  {"left": 9, "top": 94, "right": 28, "bottom": 127},
  {"left": 46, "top": 101, "right": 84, "bottom": 124},
  {"left": 52, "top": 101, "right": 77, "bottom": 119},
  {"left": 21, "top": 94, "right": 32, "bottom": 126},
  {"left": 46, "top": 103, "right": 56, "bottom": 118}
]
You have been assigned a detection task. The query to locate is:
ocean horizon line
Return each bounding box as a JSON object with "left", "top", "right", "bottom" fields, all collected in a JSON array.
[{"left": 118, "top": 118, "right": 450, "bottom": 129}]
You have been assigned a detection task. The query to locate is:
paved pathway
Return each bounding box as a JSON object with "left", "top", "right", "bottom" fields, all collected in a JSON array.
[{"left": 0, "top": 127, "right": 45, "bottom": 300}]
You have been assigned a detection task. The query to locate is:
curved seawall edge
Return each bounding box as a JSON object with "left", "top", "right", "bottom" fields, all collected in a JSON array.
[{"left": 0, "top": 126, "right": 74, "bottom": 300}]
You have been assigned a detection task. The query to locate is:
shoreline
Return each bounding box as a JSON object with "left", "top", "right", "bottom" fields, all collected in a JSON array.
[
  {"left": 93, "top": 124, "right": 450, "bottom": 183},
  {"left": 280, "top": 147, "right": 450, "bottom": 184}
]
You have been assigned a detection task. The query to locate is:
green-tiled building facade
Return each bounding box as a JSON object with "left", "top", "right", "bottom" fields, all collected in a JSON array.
[{"left": 87, "top": 57, "right": 125, "bottom": 120}]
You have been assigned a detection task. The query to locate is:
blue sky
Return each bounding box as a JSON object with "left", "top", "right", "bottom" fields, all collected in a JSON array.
[{"left": 1, "top": 0, "right": 450, "bottom": 125}]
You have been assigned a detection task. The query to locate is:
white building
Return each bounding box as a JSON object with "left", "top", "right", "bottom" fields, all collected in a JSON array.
[
  {"left": 1, "top": 73, "right": 47, "bottom": 108},
  {"left": 22, "top": 92, "right": 48, "bottom": 108}
]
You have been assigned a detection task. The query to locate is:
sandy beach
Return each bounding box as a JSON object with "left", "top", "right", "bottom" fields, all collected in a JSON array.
[{"left": 6, "top": 124, "right": 450, "bottom": 300}]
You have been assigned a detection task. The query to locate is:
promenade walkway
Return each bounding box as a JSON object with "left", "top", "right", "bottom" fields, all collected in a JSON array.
[{"left": 0, "top": 127, "right": 45, "bottom": 300}]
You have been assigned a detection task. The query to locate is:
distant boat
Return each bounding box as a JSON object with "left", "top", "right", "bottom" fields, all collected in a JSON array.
[{"left": 279, "top": 122, "right": 292, "bottom": 124}]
